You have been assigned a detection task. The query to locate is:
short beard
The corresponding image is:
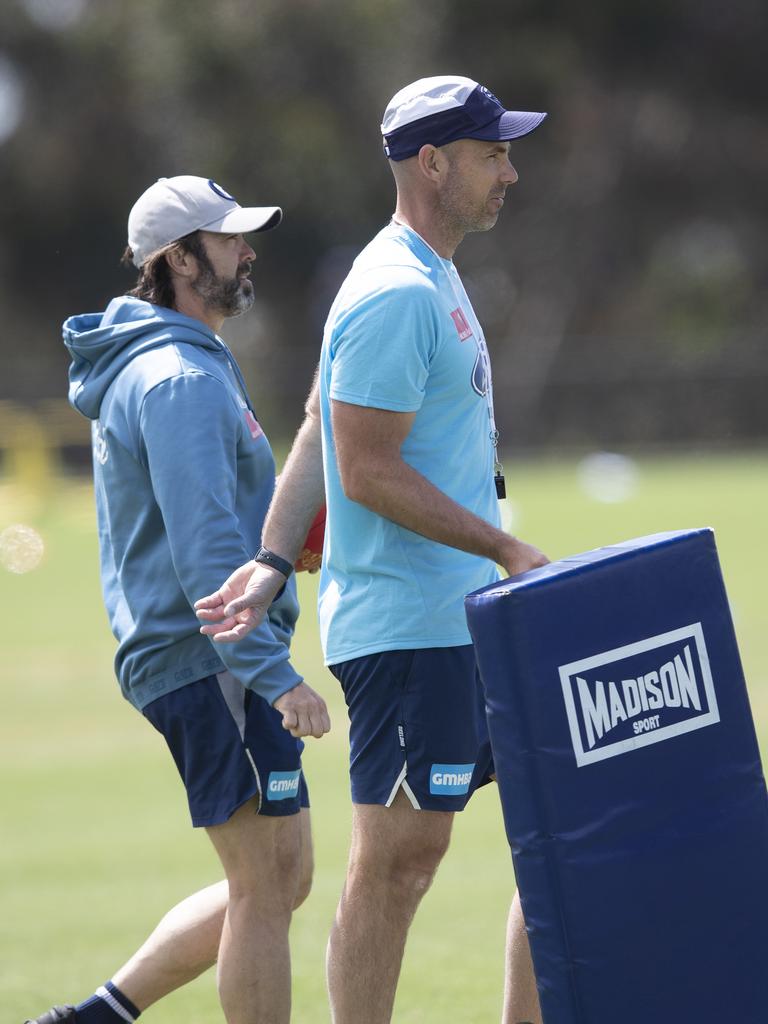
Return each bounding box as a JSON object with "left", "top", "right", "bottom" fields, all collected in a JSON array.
[
  {"left": 440, "top": 161, "right": 498, "bottom": 238},
  {"left": 191, "top": 246, "right": 254, "bottom": 319}
]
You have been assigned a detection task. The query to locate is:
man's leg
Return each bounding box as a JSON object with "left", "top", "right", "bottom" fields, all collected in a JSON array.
[
  {"left": 206, "top": 799, "right": 305, "bottom": 1024},
  {"left": 113, "top": 881, "right": 227, "bottom": 1009},
  {"left": 113, "top": 806, "right": 313, "bottom": 1011},
  {"left": 22, "top": 887, "right": 225, "bottom": 1024},
  {"left": 25, "top": 809, "right": 313, "bottom": 1023},
  {"left": 502, "top": 890, "right": 542, "bottom": 1024},
  {"left": 326, "top": 791, "right": 453, "bottom": 1024}
]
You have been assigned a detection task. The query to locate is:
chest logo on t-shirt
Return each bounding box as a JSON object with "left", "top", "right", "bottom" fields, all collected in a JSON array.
[
  {"left": 450, "top": 307, "right": 474, "bottom": 342},
  {"left": 471, "top": 349, "right": 489, "bottom": 397}
]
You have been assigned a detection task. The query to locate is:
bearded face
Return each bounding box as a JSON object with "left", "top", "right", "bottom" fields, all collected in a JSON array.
[{"left": 191, "top": 245, "right": 255, "bottom": 319}]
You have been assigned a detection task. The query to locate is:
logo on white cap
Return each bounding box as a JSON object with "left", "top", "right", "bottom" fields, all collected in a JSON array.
[{"left": 208, "top": 180, "right": 236, "bottom": 201}]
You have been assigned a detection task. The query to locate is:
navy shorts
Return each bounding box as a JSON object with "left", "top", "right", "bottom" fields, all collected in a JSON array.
[
  {"left": 142, "top": 671, "right": 309, "bottom": 827},
  {"left": 329, "top": 646, "right": 494, "bottom": 812}
]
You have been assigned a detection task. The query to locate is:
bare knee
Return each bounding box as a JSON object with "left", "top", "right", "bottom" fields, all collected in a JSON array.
[
  {"left": 353, "top": 830, "right": 450, "bottom": 905},
  {"left": 209, "top": 806, "right": 304, "bottom": 919},
  {"left": 232, "top": 838, "right": 302, "bottom": 914},
  {"left": 394, "top": 834, "right": 448, "bottom": 894}
]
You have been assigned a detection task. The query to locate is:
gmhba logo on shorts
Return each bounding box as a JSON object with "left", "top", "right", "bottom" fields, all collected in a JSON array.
[
  {"left": 430, "top": 763, "right": 475, "bottom": 795},
  {"left": 559, "top": 623, "right": 719, "bottom": 767},
  {"left": 267, "top": 770, "right": 301, "bottom": 800}
]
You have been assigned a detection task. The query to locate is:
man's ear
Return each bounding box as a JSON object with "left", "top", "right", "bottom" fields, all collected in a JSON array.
[
  {"left": 416, "top": 143, "right": 447, "bottom": 183},
  {"left": 165, "top": 243, "right": 196, "bottom": 278}
]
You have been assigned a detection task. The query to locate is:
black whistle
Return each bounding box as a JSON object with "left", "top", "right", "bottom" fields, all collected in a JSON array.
[{"left": 495, "top": 472, "right": 506, "bottom": 499}]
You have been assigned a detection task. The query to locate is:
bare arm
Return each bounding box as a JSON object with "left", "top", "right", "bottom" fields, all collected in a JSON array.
[
  {"left": 264, "top": 373, "right": 325, "bottom": 558},
  {"left": 332, "top": 399, "right": 548, "bottom": 577},
  {"left": 195, "top": 372, "right": 325, "bottom": 640}
]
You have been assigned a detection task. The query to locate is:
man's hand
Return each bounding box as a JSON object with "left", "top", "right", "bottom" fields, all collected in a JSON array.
[
  {"left": 274, "top": 682, "right": 331, "bottom": 738},
  {"left": 499, "top": 537, "right": 550, "bottom": 578},
  {"left": 195, "top": 560, "right": 285, "bottom": 642}
]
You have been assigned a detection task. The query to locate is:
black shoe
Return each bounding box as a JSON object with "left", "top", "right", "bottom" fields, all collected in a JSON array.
[{"left": 24, "top": 1006, "right": 77, "bottom": 1024}]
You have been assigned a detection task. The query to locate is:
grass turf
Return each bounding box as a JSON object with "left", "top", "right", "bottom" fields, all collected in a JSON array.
[{"left": 1, "top": 452, "right": 766, "bottom": 1022}]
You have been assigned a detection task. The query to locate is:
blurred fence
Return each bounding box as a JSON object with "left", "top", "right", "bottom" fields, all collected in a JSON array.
[
  {"left": 498, "top": 331, "right": 768, "bottom": 449},
  {"left": 1, "top": 346, "right": 766, "bottom": 500}
]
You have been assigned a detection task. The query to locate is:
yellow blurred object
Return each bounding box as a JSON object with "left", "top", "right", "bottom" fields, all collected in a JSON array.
[{"left": 0, "top": 400, "right": 90, "bottom": 518}]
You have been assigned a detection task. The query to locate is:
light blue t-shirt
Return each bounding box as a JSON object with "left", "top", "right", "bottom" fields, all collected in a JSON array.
[{"left": 318, "top": 222, "right": 501, "bottom": 665}]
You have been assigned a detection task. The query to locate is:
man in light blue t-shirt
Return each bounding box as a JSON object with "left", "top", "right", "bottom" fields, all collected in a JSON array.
[
  {"left": 199, "top": 76, "right": 549, "bottom": 1024},
  {"left": 317, "top": 218, "right": 503, "bottom": 663}
]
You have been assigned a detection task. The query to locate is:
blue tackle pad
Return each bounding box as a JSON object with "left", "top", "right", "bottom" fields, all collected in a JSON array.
[{"left": 465, "top": 529, "right": 768, "bottom": 1024}]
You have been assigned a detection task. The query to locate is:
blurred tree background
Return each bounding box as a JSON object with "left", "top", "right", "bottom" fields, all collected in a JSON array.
[{"left": 0, "top": 0, "right": 766, "bottom": 451}]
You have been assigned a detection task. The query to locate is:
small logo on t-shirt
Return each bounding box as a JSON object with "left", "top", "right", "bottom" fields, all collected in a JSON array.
[
  {"left": 244, "top": 409, "right": 263, "bottom": 440},
  {"left": 450, "top": 307, "right": 473, "bottom": 342},
  {"left": 92, "top": 420, "right": 109, "bottom": 465}
]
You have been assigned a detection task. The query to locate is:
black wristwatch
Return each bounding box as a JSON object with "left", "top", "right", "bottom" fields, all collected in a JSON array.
[{"left": 254, "top": 546, "right": 294, "bottom": 580}]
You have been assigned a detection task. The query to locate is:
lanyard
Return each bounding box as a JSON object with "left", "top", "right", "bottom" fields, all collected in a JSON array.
[
  {"left": 393, "top": 221, "right": 506, "bottom": 498},
  {"left": 448, "top": 269, "right": 503, "bottom": 477}
]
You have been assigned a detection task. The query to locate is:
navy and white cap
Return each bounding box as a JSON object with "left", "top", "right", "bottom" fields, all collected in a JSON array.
[
  {"left": 127, "top": 175, "right": 282, "bottom": 268},
  {"left": 381, "top": 75, "right": 546, "bottom": 162}
]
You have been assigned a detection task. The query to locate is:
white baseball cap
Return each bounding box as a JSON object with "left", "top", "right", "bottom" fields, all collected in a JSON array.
[
  {"left": 127, "top": 175, "right": 282, "bottom": 268},
  {"left": 381, "top": 75, "right": 546, "bottom": 161}
]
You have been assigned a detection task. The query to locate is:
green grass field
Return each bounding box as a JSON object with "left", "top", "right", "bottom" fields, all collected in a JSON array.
[{"left": 2, "top": 452, "right": 767, "bottom": 1022}]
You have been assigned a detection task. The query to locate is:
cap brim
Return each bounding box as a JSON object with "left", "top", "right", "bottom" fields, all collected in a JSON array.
[
  {"left": 201, "top": 206, "right": 283, "bottom": 235},
  {"left": 469, "top": 110, "right": 547, "bottom": 142}
]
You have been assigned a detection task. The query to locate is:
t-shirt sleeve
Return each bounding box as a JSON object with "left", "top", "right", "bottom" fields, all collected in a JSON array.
[{"left": 329, "top": 269, "right": 440, "bottom": 412}]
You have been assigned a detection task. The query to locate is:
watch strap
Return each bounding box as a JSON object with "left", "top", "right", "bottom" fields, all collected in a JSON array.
[{"left": 254, "top": 546, "right": 294, "bottom": 580}]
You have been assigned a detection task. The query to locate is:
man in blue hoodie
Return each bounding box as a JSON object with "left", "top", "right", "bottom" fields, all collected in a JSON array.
[{"left": 27, "top": 176, "right": 330, "bottom": 1024}]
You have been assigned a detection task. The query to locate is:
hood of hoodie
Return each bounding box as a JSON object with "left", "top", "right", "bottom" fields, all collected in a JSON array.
[{"left": 63, "top": 295, "right": 225, "bottom": 419}]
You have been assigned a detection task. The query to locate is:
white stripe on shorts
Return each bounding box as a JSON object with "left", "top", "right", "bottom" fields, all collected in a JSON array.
[
  {"left": 216, "top": 670, "right": 247, "bottom": 741},
  {"left": 217, "top": 671, "right": 263, "bottom": 813},
  {"left": 245, "top": 746, "right": 263, "bottom": 813},
  {"left": 385, "top": 762, "right": 421, "bottom": 810}
]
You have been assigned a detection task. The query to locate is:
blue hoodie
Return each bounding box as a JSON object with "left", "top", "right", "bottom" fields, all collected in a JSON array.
[{"left": 63, "top": 295, "right": 302, "bottom": 710}]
